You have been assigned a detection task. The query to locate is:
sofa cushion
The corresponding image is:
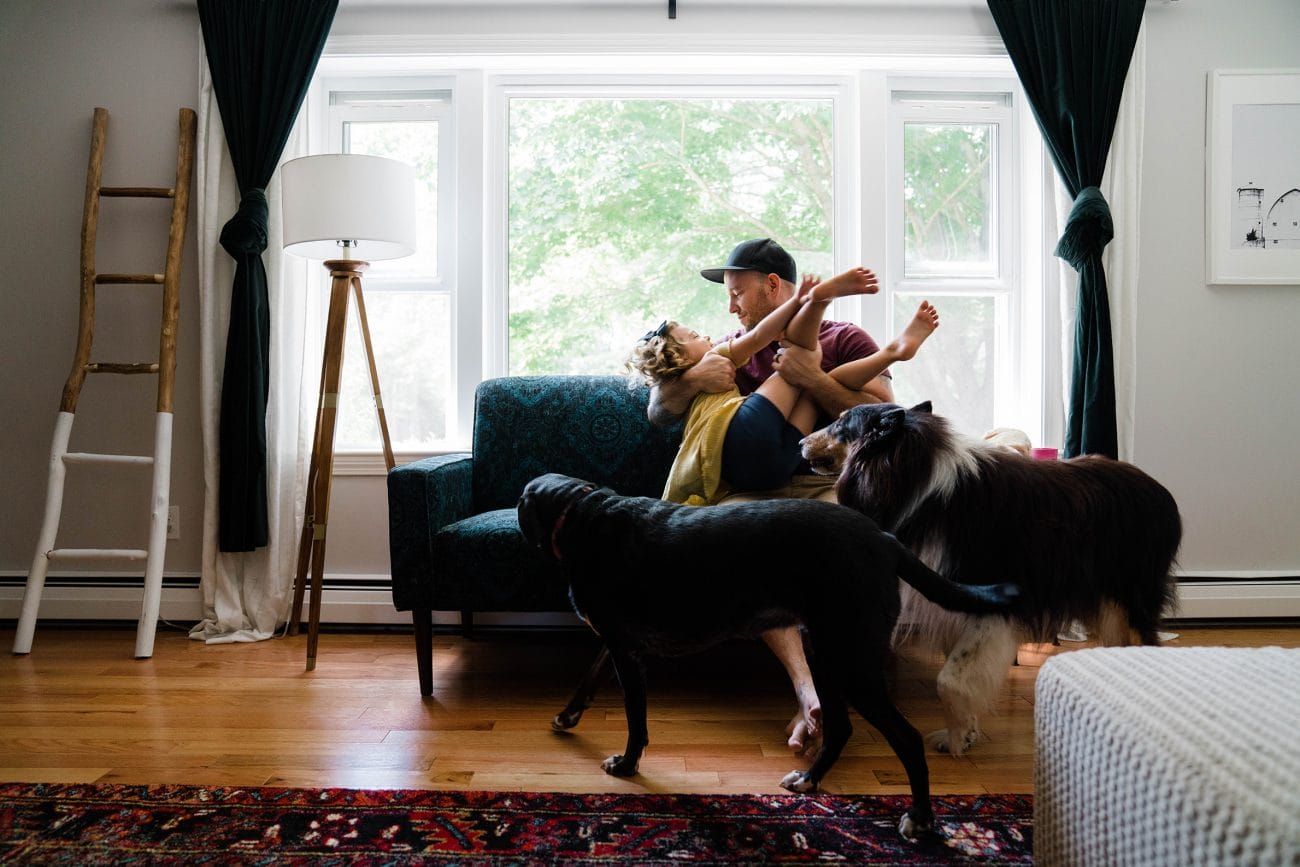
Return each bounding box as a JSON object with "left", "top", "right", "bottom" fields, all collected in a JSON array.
[
  {"left": 430, "top": 509, "right": 574, "bottom": 612},
  {"left": 471, "top": 376, "right": 682, "bottom": 512}
]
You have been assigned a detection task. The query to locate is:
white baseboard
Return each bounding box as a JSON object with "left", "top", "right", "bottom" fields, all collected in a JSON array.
[
  {"left": 0, "top": 580, "right": 582, "bottom": 629},
  {"left": 2, "top": 576, "right": 1298, "bottom": 628},
  {"left": 1171, "top": 580, "right": 1300, "bottom": 619}
]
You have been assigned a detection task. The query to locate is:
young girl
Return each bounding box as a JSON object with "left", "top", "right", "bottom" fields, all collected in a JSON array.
[{"left": 629, "top": 267, "right": 939, "bottom": 505}]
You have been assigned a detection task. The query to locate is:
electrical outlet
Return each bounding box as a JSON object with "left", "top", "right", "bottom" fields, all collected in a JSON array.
[{"left": 167, "top": 506, "right": 180, "bottom": 540}]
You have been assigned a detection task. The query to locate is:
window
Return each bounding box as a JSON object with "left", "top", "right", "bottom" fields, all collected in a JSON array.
[
  {"left": 504, "top": 90, "right": 836, "bottom": 377},
  {"left": 885, "top": 84, "right": 1024, "bottom": 438},
  {"left": 309, "top": 59, "right": 1046, "bottom": 462},
  {"left": 322, "top": 84, "right": 455, "bottom": 451}
]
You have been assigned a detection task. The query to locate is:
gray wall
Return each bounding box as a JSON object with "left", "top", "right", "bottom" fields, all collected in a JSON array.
[
  {"left": 1, "top": 1, "right": 1297, "bottom": 602},
  {"left": 0, "top": 0, "right": 205, "bottom": 577},
  {"left": 1136, "top": 2, "right": 1300, "bottom": 574}
]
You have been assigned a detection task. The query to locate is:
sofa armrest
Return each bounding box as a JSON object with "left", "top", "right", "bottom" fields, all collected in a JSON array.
[{"left": 388, "top": 454, "right": 473, "bottom": 611}]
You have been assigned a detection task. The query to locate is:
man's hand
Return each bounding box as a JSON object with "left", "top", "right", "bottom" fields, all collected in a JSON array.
[
  {"left": 647, "top": 351, "right": 736, "bottom": 427},
  {"left": 771, "top": 341, "right": 824, "bottom": 390},
  {"left": 689, "top": 351, "right": 737, "bottom": 394},
  {"left": 775, "top": 339, "right": 894, "bottom": 416}
]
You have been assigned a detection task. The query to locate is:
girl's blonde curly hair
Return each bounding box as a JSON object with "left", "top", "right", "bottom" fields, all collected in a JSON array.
[{"left": 625, "top": 320, "right": 695, "bottom": 387}]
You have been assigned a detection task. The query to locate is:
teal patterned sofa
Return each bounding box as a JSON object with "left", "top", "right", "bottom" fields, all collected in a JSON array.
[{"left": 388, "top": 375, "right": 682, "bottom": 695}]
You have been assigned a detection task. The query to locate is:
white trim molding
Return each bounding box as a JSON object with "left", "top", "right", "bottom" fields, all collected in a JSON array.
[{"left": 323, "top": 34, "right": 1008, "bottom": 61}]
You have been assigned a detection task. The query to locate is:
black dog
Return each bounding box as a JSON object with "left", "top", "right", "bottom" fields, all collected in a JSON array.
[{"left": 517, "top": 472, "right": 1017, "bottom": 838}]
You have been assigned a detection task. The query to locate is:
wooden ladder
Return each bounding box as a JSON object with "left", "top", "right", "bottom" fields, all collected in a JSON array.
[{"left": 12, "top": 107, "right": 197, "bottom": 659}]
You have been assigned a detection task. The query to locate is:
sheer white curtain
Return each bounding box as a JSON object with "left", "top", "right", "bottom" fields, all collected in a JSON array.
[
  {"left": 190, "top": 58, "right": 319, "bottom": 644},
  {"left": 1103, "top": 25, "right": 1144, "bottom": 463},
  {"left": 1052, "top": 26, "right": 1145, "bottom": 462}
]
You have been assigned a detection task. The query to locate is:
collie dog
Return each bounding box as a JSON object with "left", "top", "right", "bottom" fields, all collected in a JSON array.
[{"left": 801, "top": 401, "right": 1182, "bottom": 755}]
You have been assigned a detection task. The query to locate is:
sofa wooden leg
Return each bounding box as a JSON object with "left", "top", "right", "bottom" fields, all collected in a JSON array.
[
  {"left": 461, "top": 609, "right": 474, "bottom": 639},
  {"left": 413, "top": 608, "right": 433, "bottom": 696}
]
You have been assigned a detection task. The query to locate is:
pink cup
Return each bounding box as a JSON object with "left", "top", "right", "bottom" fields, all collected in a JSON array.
[{"left": 1032, "top": 447, "right": 1059, "bottom": 461}]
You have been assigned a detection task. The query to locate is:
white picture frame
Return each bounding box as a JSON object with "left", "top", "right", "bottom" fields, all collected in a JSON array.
[{"left": 1205, "top": 69, "right": 1300, "bottom": 285}]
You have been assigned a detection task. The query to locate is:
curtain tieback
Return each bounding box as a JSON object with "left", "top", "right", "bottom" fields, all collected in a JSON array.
[
  {"left": 219, "top": 187, "right": 269, "bottom": 257},
  {"left": 1055, "top": 185, "right": 1114, "bottom": 270}
]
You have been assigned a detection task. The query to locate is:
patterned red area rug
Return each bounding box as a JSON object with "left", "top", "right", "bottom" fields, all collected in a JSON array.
[{"left": 0, "top": 782, "right": 1032, "bottom": 865}]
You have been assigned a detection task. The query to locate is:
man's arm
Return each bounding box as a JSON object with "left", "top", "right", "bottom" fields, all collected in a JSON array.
[
  {"left": 861, "top": 372, "right": 895, "bottom": 405},
  {"left": 727, "top": 277, "right": 816, "bottom": 367},
  {"left": 646, "top": 351, "right": 736, "bottom": 427},
  {"left": 773, "top": 342, "right": 894, "bottom": 417},
  {"left": 727, "top": 290, "right": 804, "bottom": 368}
]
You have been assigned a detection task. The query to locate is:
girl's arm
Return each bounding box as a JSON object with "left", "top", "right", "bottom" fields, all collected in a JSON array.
[{"left": 725, "top": 277, "right": 816, "bottom": 367}]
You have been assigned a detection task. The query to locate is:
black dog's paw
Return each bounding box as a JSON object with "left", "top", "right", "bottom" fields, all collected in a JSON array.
[
  {"left": 601, "top": 754, "right": 639, "bottom": 777},
  {"left": 551, "top": 709, "right": 584, "bottom": 732},
  {"left": 898, "top": 810, "right": 934, "bottom": 841},
  {"left": 779, "top": 770, "right": 818, "bottom": 793}
]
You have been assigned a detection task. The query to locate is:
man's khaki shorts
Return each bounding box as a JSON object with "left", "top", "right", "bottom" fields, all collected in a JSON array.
[{"left": 715, "top": 474, "right": 837, "bottom": 504}]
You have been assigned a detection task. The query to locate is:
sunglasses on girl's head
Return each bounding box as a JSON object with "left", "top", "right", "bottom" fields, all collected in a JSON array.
[{"left": 642, "top": 320, "right": 669, "bottom": 342}]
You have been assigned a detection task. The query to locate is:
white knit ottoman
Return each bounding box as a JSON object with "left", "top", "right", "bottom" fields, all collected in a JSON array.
[{"left": 1034, "top": 646, "right": 1300, "bottom": 867}]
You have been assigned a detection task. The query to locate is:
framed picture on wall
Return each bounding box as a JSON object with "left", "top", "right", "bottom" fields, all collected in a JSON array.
[{"left": 1205, "top": 69, "right": 1300, "bottom": 285}]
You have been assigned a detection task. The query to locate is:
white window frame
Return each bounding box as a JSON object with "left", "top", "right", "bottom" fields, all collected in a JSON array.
[
  {"left": 871, "top": 74, "right": 1045, "bottom": 441},
  {"left": 484, "top": 73, "right": 860, "bottom": 382},
  {"left": 311, "top": 74, "right": 468, "bottom": 463},
  {"left": 304, "top": 52, "right": 1051, "bottom": 471},
  {"left": 326, "top": 83, "right": 457, "bottom": 296}
]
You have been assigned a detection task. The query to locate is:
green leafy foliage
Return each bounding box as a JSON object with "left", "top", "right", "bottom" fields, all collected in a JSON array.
[
  {"left": 892, "top": 293, "right": 996, "bottom": 435},
  {"left": 902, "top": 122, "right": 992, "bottom": 272},
  {"left": 507, "top": 97, "right": 835, "bottom": 375}
]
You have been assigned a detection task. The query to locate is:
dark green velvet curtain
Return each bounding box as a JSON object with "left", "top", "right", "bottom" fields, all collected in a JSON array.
[
  {"left": 987, "top": 0, "right": 1145, "bottom": 459},
  {"left": 198, "top": 0, "right": 338, "bottom": 551}
]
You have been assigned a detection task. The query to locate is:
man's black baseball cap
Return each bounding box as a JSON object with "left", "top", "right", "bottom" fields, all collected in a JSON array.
[{"left": 701, "top": 238, "right": 797, "bottom": 285}]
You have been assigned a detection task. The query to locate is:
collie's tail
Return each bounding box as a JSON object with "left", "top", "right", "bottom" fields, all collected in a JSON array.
[{"left": 893, "top": 539, "right": 1018, "bottom": 613}]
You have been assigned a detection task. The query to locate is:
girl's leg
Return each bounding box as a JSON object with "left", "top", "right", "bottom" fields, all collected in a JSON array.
[
  {"left": 787, "top": 392, "right": 821, "bottom": 436},
  {"left": 827, "top": 299, "right": 939, "bottom": 391},
  {"left": 784, "top": 267, "right": 878, "bottom": 351},
  {"left": 752, "top": 371, "right": 803, "bottom": 419},
  {"left": 751, "top": 267, "right": 882, "bottom": 420},
  {"left": 751, "top": 383, "right": 822, "bottom": 437}
]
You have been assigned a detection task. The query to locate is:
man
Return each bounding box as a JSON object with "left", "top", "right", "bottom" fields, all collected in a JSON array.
[
  {"left": 646, "top": 237, "right": 895, "bottom": 753},
  {"left": 649, "top": 238, "right": 895, "bottom": 498}
]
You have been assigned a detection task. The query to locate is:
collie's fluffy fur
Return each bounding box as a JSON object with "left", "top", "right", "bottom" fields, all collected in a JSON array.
[{"left": 801, "top": 401, "right": 1182, "bottom": 755}]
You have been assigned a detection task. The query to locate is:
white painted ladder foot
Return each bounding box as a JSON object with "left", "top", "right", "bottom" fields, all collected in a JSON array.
[
  {"left": 13, "top": 412, "right": 174, "bottom": 658},
  {"left": 13, "top": 106, "right": 194, "bottom": 659}
]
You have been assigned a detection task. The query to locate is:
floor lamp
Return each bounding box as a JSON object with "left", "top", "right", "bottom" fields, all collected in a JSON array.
[{"left": 280, "top": 153, "right": 417, "bottom": 671}]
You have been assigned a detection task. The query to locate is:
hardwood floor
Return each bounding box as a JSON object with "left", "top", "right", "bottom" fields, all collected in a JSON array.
[{"left": 1, "top": 622, "right": 1296, "bottom": 795}]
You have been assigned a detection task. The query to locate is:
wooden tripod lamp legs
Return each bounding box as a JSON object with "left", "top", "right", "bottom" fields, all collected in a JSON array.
[{"left": 288, "top": 261, "right": 395, "bottom": 671}]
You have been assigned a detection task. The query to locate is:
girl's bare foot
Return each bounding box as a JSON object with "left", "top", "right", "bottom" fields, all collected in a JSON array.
[
  {"left": 888, "top": 300, "right": 940, "bottom": 361},
  {"left": 809, "top": 266, "right": 879, "bottom": 303}
]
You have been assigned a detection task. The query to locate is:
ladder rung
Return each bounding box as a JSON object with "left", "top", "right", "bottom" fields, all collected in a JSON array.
[
  {"left": 63, "top": 452, "right": 154, "bottom": 466},
  {"left": 95, "top": 273, "right": 164, "bottom": 285},
  {"left": 86, "top": 362, "right": 159, "bottom": 375},
  {"left": 47, "top": 548, "right": 149, "bottom": 561},
  {"left": 99, "top": 186, "right": 175, "bottom": 198}
]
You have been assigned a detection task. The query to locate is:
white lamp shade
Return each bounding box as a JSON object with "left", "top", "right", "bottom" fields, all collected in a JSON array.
[{"left": 280, "top": 153, "right": 417, "bottom": 261}]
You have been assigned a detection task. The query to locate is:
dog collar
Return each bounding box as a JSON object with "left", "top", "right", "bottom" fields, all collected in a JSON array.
[{"left": 550, "top": 485, "right": 595, "bottom": 562}]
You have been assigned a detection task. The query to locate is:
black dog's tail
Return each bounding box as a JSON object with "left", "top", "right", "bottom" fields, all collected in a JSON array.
[{"left": 895, "top": 543, "right": 1018, "bottom": 614}]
